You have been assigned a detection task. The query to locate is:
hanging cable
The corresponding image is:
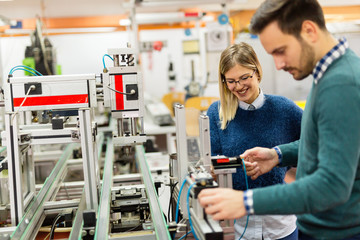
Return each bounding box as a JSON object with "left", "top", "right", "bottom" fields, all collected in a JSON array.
[
  {"left": 107, "top": 85, "right": 135, "bottom": 95},
  {"left": 168, "top": 182, "right": 178, "bottom": 222},
  {"left": 11, "top": 85, "right": 36, "bottom": 124},
  {"left": 49, "top": 214, "right": 63, "bottom": 240},
  {"left": 102, "top": 54, "right": 114, "bottom": 69}
]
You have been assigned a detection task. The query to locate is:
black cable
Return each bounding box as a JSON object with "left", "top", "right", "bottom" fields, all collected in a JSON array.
[
  {"left": 107, "top": 85, "right": 136, "bottom": 95},
  {"left": 168, "top": 182, "right": 178, "bottom": 223},
  {"left": 49, "top": 214, "right": 64, "bottom": 240},
  {"left": 163, "top": 212, "right": 168, "bottom": 223},
  {"left": 125, "top": 223, "right": 142, "bottom": 232},
  {"left": 168, "top": 185, "right": 174, "bottom": 222}
]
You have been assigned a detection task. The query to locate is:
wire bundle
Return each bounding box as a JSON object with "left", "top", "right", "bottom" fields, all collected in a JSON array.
[
  {"left": 175, "top": 159, "right": 250, "bottom": 240},
  {"left": 174, "top": 178, "right": 199, "bottom": 240},
  {"left": 168, "top": 182, "right": 178, "bottom": 223},
  {"left": 9, "top": 65, "right": 43, "bottom": 76}
]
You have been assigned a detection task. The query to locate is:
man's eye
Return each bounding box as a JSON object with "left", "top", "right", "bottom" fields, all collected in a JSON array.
[{"left": 274, "top": 49, "right": 285, "bottom": 55}]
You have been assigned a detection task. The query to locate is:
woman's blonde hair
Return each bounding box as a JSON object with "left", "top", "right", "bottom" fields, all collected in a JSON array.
[{"left": 218, "top": 42, "right": 263, "bottom": 129}]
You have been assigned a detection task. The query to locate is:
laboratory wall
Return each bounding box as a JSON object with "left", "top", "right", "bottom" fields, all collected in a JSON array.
[
  {"left": 0, "top": 31, "right": 130, "bottom": 81},
  {"left": 139, "top": 23, "right": 232, "bottom": 100},
  {"left": 139, "top": 27, "right": 216, "bottom": 100},
  {"left": 1, "top": 29, "right": 360, "bottom": 102}
]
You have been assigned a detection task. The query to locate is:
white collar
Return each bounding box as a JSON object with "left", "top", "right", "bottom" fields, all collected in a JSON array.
[{"left": 239, "top": 88, "right": 265, "bottom": 110}]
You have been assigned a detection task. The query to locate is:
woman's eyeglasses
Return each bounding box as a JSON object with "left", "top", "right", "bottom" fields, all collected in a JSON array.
[{"left": 224, "top": 70, "right": 256, "bottom": 85}]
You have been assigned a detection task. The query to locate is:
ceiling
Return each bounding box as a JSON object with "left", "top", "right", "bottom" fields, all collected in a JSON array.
[{"left": 0, "top": 0, "right": 359, "bottom": 20}]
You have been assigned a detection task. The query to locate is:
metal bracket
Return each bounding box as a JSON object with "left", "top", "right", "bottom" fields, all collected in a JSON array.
[
  {"left": 71, "top": 130, "right": 80, "bottom": 140},
  {"left": 24, "top": 82, "right": 42, "bottom": 95},
  {"left": 19, "top": 133, "right": 31, "bottom": 144}
]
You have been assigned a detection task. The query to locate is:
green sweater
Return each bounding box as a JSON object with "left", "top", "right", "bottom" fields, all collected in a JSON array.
[{"left": 252, "top": 49, "right": 360, "bottom": 239}]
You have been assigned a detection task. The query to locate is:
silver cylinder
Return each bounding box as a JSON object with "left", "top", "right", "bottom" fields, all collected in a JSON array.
[
  {"left": 113, "top": 54, "right": 120, "bottom": 67},
  {"left": 169, "top": 153, "right": 178, "bottom": 185},
  {"left": 131, "top": 117, "right": 137, "bottom": 136},
  {"left": 117, "top": 119, "right": 123, "bottom": 137}
]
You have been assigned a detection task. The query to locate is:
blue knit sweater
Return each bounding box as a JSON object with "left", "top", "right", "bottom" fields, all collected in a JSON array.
[{"left": 207, "top": 95, "right": 302, "bottom": 190}]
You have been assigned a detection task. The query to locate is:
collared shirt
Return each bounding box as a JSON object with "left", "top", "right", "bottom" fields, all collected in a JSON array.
[
  {"left": 312, "top": 37, "right": 349, "bottom": 84},
  {"left": 239, "top": 88, "right": 265, "bottom": 110},
  {"left": 238, "top": 88, "right": 297, "bottom": 239},
  {"left": 243, "top": 38, "right": 349, "bottom": 215},
  {"left": 235, "top": 214, "right": 297, "bottom": 240}
]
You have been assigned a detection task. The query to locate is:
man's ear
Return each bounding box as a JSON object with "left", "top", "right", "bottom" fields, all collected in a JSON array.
[{"left": 300, "top": 20, "right": 318, "bottom": 43}]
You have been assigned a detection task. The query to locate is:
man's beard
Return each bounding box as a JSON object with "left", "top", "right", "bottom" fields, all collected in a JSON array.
[{"left": 285, "top": 39, "right": 315, "bottom": 80}]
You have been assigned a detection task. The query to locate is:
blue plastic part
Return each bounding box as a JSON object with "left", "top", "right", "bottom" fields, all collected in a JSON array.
[{"left": 218, "top": 14, "right": 229, "bottom": 25}]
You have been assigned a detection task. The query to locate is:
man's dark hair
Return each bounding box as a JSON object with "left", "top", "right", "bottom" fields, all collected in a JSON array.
[{"left": 249, "top": 0, "right": 327, "bottom": 37}]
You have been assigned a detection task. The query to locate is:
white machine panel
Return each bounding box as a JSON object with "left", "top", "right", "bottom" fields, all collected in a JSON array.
[
  {"left": 5, "top": 74, "right": 97, "bottom": 112},
  {"left": 109, "top": 72, "right": 144, "bottom": 119}
]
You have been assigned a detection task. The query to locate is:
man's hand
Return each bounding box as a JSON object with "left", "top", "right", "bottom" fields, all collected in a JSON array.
[
  {"left": 198, "top": 188, "right": 247, "bottom": 220},
  {"left": 241, "top": 147, "right": 279, "bottom": 180}
]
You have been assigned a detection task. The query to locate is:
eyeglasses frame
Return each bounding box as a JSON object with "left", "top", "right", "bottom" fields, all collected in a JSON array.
[{"left": 222, "top": 69, "right": 256, "bottom": 86}]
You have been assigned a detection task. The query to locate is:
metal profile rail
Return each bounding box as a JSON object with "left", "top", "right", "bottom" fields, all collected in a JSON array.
[
  {"left": 95, "top": 138, "right": 113, "bottom": 239},
  {"left": 10, "top": 143, "right": 77, "bottom": 240},
  {"left": 68, "top": 190, "right": 86, "bottom": 240},
  {"left": 135, "top": 145, "right": 171, "bottom": 240}
]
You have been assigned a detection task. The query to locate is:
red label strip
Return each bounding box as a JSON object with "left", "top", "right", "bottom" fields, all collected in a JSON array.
[
  {"left": 114, "top": 75, "right": 124, "bottom": 110},
  {"left": 13, "top": 94, "right": 88, "bottom": 107}
]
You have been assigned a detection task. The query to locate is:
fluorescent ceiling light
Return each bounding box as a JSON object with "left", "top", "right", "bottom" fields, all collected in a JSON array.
[
  {"left": 119, "top": 19, "right": 131, "bottom": 26},
  {"left": 135, "top": 0, "right": 234, "bottom": 7},
  {"left": 4, "top": 27, "right": 118, "bottom": 35},
  {"left": 120, "top": 12, "right": 206, "bottom": 25}
]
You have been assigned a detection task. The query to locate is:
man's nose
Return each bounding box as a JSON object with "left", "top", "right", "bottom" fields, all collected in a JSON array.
[{"left": 273, "top": 56, "right": 286, "bottom": 70}]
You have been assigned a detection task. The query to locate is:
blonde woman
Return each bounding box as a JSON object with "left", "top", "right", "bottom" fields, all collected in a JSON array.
[{"left": 207, "top": 42, "right": 302, "bottom": 240}]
